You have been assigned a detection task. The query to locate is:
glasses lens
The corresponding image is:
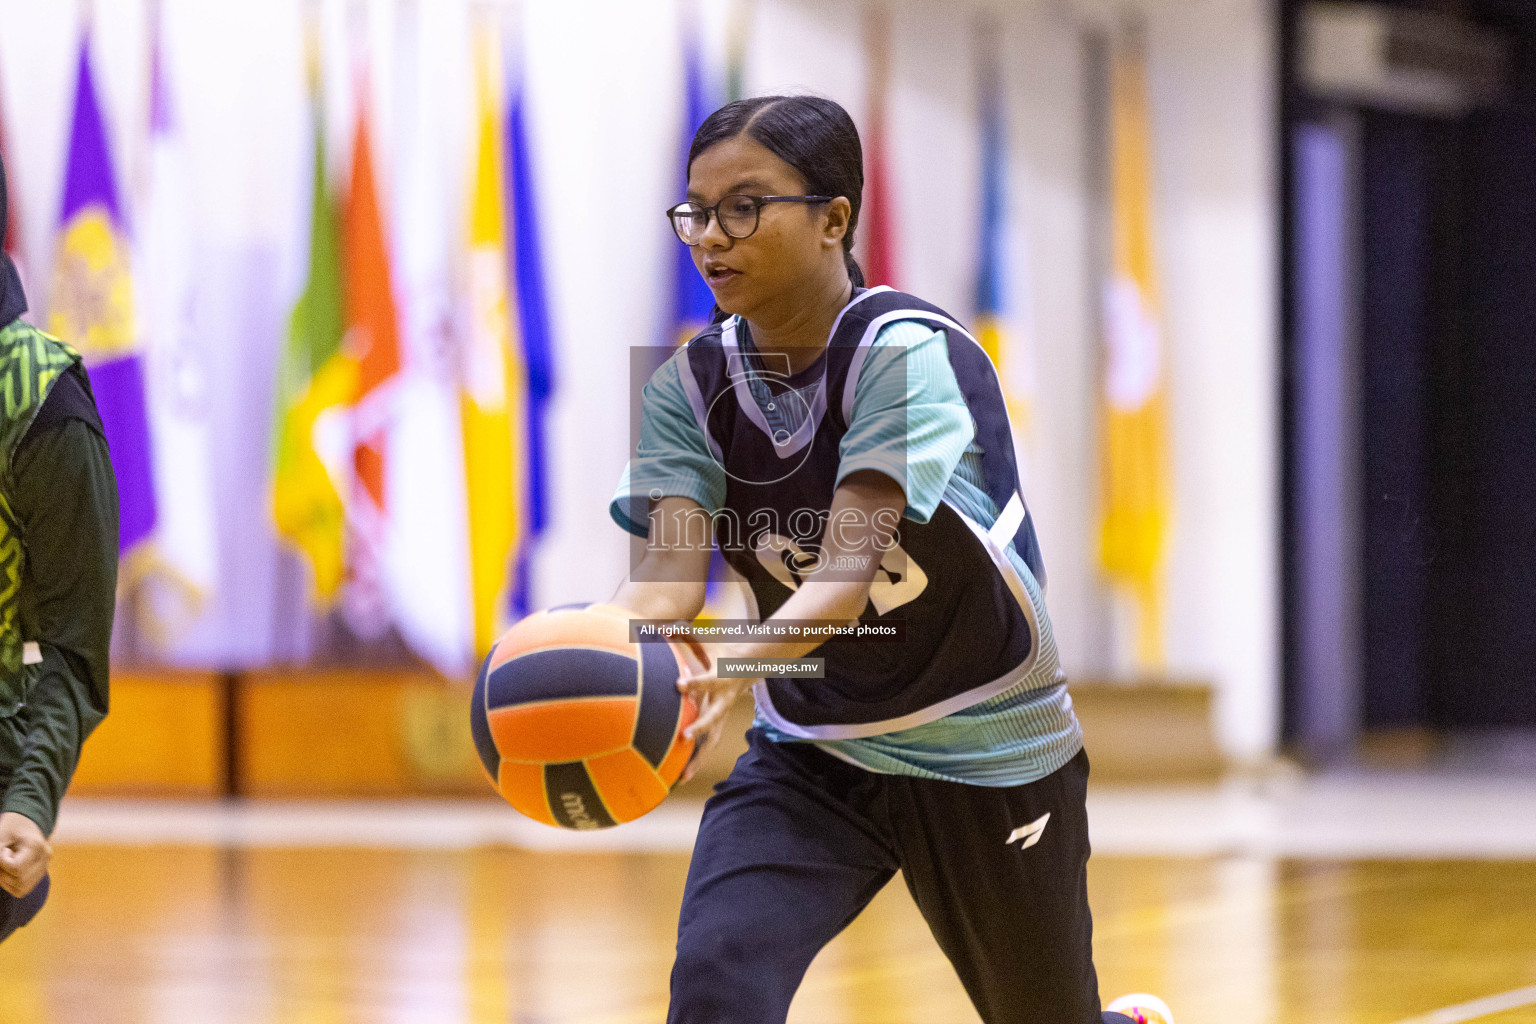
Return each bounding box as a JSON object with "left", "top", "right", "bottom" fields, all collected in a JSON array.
[
  {"left": 718, "top": 195, "right": 760, "bottom": 238},
  {"left": 670, "top": 204, "right": 708, "bottom": 244}
]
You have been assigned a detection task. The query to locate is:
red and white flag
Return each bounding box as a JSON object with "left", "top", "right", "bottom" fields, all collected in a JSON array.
[{"left": 860, "top": 7, "right": 899, "bottom": 288}]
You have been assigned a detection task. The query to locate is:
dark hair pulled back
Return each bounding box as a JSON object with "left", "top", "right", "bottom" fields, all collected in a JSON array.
[{"left": 687, "top": 95, "right": 867, "bottom": 294}]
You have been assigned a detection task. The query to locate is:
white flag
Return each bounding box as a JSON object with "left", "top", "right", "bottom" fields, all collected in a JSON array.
[
  {"left": 384, "top": 0, "right": 473, "bottom": 676},
  {"left": 137, "top": 19, "right": 218, "bottom": 642}
]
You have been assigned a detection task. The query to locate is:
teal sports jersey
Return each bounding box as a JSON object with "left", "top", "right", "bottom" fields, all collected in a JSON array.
[{"left": 612, "top": 316, "right": 1081, "bottom": 787}]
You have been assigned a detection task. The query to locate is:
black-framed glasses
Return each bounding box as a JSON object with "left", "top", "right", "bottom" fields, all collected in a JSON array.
[{"left": 667, "top": 193, "right": 834, "bottom": 245}]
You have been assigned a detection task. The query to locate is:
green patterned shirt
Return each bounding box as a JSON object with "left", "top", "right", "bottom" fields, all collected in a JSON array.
[{"left": 0, "top": 320, "right": 117, "bottom": 834}]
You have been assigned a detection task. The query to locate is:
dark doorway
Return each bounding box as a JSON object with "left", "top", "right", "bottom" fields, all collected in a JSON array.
[{"left": 1283, "top": 2, "right": 1536, "bottom": 752}]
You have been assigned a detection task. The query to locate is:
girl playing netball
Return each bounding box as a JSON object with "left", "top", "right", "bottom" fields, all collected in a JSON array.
[{"left": 609, "top": 94, "right": 1172, "bottom": 1024}]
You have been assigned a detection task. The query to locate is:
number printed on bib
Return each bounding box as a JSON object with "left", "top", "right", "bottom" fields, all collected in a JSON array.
[{"left": 754, "top": 532, "right": 928, "bottom": 616}]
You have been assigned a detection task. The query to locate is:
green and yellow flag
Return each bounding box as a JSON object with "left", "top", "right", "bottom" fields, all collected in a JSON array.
[
  {"left": 272, "top": 49, "right": 355, "bottom": 604},
  {"left": 462, "top": 24, "right": 526, "bottom": 658},
  {"left": 1099, "top": 34, "right": 1171, "bottom": 668}
]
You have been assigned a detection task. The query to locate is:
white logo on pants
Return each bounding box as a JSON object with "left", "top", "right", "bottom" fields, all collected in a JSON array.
[{"left": 1007, "top": 812, "right": 1050, "bottom": 849}]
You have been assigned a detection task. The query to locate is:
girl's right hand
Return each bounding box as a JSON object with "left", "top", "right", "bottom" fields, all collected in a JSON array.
[{"left": 675, "top": 640, "right": 751, "bottom": 785}]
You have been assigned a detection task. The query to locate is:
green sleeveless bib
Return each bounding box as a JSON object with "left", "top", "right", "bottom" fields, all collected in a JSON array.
[{"left": 0, "top": 320, "right": 83, "bottom": 716}]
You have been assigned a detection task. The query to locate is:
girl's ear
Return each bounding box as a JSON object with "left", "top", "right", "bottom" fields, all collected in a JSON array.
[{"left": 821, "top": 197, "right": 852, "bottom": 249}]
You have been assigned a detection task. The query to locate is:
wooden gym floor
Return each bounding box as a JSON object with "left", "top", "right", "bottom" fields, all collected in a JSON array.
[{"left": 3, "top": 789, "right": 1536, "bottom": 1024}]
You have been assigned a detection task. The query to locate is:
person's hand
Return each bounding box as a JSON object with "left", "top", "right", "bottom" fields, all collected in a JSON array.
[
  {"left": 674, "top": 641, "right": 754, "bottom": 784},
  {"left": 0, "top": 811, "right": 51, "bottom": 899}
]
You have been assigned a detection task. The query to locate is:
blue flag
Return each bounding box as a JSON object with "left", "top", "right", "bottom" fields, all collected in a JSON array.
[
  {"left": 670, "top": 31, "right": 731, "bottom": 608},
  {"left": 506, "top": 66, "right": 554, "bottom": 620},
  {"left": 673, "top": 38, "right": 716, "bottom": 344}
]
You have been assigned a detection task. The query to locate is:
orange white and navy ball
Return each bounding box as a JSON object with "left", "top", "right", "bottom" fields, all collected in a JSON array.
[{"left": 470, "top": 602, "right": 698, "bottom": 830}]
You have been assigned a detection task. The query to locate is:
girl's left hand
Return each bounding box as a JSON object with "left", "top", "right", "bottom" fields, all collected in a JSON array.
[{"left": 675, "top": 642, "right": 754, "bottom": 784}]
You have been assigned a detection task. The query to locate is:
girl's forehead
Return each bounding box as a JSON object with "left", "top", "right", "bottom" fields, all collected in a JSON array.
[{"left": 688, "top": 136, "right": 803, "bottom": 195}]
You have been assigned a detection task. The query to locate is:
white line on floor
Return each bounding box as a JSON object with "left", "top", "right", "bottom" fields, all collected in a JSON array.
[
  {"left": 53, "top": 798, "right": 706, "bottom": 851},
  {"left": 1388, "top": 984, "right": 1536, "bottom": 1024},
  {"left": 52, "top": 774, "right": 1536, "bottom": 856}
]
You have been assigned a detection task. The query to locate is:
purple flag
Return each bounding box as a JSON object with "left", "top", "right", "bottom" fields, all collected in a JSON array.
[{"left": 48, "top": 36, "right": 158, "bottom": 554}]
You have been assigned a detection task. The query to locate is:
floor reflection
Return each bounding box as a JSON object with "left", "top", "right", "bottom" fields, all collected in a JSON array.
[{"left": 2, "top": 846, "right": 1534, "bottom": 1023}]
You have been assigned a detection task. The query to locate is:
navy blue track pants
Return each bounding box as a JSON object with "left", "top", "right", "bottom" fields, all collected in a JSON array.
[{"left": 668, "top": 728, "right": 1131, "bottom": 1024}]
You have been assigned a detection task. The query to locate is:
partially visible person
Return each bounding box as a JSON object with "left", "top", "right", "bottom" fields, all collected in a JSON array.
[{"left": 0, "top": 150, "right": 118, "bottom": 943}]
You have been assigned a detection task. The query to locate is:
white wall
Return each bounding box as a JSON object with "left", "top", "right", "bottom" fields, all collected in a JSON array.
[
  {"left": 0, "top": 0, "right": 1278, "bottom": 758},
  {"left": 1139, "top": 0, "right": 1280, "bottom": 762}
]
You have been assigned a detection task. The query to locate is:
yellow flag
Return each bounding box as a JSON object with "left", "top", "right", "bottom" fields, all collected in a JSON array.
[
  {"left": 1099, "top": 34, "right": 1171, "bottom": 668},
  {"left": 462, "top": 25, "right": 526, "bottom": 658}
]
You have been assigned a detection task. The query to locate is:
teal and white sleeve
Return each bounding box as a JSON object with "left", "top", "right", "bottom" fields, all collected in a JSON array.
[
  {"left": 836, "top": 321, "right": 974, "bottom": 523},
  {"left": 609, "top": 348, "right": 727, "bottom": 538}
]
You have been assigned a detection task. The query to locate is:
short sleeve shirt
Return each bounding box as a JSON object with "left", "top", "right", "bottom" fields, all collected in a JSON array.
[{"left": 610, "top": 319, "right": 1080, "bottom": 786}]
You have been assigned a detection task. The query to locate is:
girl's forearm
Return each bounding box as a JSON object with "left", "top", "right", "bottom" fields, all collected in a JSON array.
[
  {"left": 714, "top": 578, "right": 871, "bottom": 663},
  {"left": 611, "top": 579, "right": 706, "bottom": 623}
]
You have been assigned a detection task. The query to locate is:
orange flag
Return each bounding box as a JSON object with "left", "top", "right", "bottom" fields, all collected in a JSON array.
[{"left": 343, "top": 95, "right": 402, "bottom": 630}]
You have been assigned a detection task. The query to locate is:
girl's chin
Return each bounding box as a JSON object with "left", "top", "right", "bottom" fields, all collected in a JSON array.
[{"left": 708, "top": 290, "right": 752, "bottom": 318}]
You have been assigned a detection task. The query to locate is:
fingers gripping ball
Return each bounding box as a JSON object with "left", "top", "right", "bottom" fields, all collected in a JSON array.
[{"left": 470, "top": 603, "right": 698, "bottom": 829}]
